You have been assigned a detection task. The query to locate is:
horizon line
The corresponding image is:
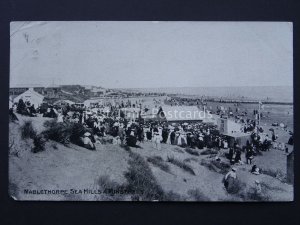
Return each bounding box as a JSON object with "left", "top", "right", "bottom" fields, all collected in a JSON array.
[{"left": 10, "top": 84, "right": 293, "bottom": 89}]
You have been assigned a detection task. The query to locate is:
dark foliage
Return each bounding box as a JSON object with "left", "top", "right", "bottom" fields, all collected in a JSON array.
[
  {"left": 43, "top": 120, "right": 87, "bottom": 146},
  {"left": 32, "top": 134, "right": 46, "bottom": 153},
  {"left": 20, "top": 121, "right": 37, "bottom": 139}
]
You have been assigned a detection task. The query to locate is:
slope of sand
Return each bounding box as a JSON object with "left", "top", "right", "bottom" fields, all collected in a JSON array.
[{"left": 9, "top": 115, "right": 293, "bottom": 201}]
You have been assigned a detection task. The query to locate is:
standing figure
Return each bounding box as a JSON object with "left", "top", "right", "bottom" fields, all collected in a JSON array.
[{"left": 153, "top": 132, "right": 162, "bottom": 150}]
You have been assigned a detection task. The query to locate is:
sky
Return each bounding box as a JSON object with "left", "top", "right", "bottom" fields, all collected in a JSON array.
[{"left": 10, "top": 21, "right": 293, "bottom": 88}]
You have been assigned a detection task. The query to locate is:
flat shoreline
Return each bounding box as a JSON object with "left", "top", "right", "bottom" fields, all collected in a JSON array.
[
  {"left": 169, "top": 94, "right": 293, "bottom": 105},
  {"left": 205, "top": 100, "right": 293, "bottom": 105}
]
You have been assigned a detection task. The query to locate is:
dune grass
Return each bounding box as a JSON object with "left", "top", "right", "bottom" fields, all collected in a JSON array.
[
  {"left": 200, "top": 159, "right": 231, "bottom": 175},
  {"left": 95, "top": 175, "right": 126, "bottom": 201},
  {"left": 167, "top": 156, "right": 195, "bottom": 175},
  {"left": 147, "top": 156, "right": 170, "bottom": 173},
  {"left": 200, "top": 148, "right": 219, "bottom": 155},
  {"left": 124, "top": 152, "right": 166, "bottom": 201},
  {"left": 185, "top": 148, "right": 200, "bottom": 156},
  {"left": 261, "top": 168, "right": 286, "bottom": 182},
  {"left": 183, "top": 158, "right": 198, "bottom": 163}
]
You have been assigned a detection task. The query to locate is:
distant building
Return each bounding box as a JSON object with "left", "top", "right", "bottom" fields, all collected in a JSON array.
[
  {"left": 90, "top": 87, "right": 106, "bottom": 96},
  {"left": 53, "top": 99, "right": 75, "bottom": 106},
  {"left": 9, "top": 87, "right": 29, "bottom": 96},
  {"left": 10, "top": 85, "right": 60, "bottom": 97},
  {"left": 41, "top": 86, "right": 60, "bottom": 97},
  {"left": 13, "top": 88, "right": 44, "bottom": 109},
  {"left": 83, "top": 99, "right": 104, "bottom": 108}
]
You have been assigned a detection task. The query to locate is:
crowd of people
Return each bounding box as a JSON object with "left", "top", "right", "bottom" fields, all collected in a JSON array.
[
  {"left": 10, "top": 97, "right": 290, "bottom": 155},
  {"left": 10, "top": 96, "right": 294, "bottom": 196}
]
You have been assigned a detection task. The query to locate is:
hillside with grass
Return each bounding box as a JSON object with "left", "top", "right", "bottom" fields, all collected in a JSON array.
[{"left": 9, "top": 115, "right": 293, "bottom": 201}]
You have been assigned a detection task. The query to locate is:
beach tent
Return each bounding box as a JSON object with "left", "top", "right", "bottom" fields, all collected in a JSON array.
[
  {"left": 13, "top": 88, "right": 44, "bottom": 109},
  {"left": 224, "top": 132, "right": 252, "bottom": 148},
  {"left": 217, "top": 118, "right": 242, "bottom": 134}
]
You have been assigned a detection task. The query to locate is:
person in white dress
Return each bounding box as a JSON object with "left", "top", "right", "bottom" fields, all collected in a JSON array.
[
  {"left": 153, "top": 132, "right": 162, "bottom": 150},
  {"left": 57, "top": 113, "right": 64, "bottom": 123}
]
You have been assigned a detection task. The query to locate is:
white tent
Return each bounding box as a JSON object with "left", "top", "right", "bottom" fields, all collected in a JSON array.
[
  {"left": 217, "top": 118, "right": 242, "bottom": 135},
  {"left": 13, "top": 88, "right": 44, "bottom": 109}
]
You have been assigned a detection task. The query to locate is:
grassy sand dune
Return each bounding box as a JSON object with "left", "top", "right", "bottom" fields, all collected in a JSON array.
[{"left": 9, "top": 115, "right": 293, "bottom": 201}]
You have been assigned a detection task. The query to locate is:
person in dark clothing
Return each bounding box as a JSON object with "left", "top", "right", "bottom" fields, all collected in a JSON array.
[
  {"left": 126, "top": 128, "right": 131, "bottom": 136},
  {"left": 146, "top": 130, "right": 152, "bottom": 141},
  {"left": 251, "top": 165, "right": 257, "bottom": 173},
  {"left": 137, "top": 126, "right": 144, "bottom": 143},
  {"left": 288, "top": 135, "right": 293, "bottom": 145},
  {"left": 126, "top": 131, "right": 137, "bottom": 147},
  {"left": 186, "top": 133, "right": 191, "bottom": 147},
  {"left": 29, "top": 105, "right": 36, "bottom": 115},
  {"left": 246, "top": 148, "right": 254, "bottom": 164},
  {"left": 170, "top": 131, "right": 175, "bottom": 145},
  {"left": 251, "top": 165, "right": 260, "bottom": 175},
  {"left": 228, "top": 147, "right": 234, "bottom": 163},
  {"left": 233, "top": 141, "right": 238, "bottom": 149},
  {"left": 162, "top": 128, "right": 169, "bottom": 144},
  {"left": 234, "top": 147, "right": 241, "bottom": 163},
  {"left": 111, "top": 126, "right": 119, "bottom": 137},
  {"left": 190, "top": 134, "right": 196, "bottom": 148},
  {"left": 49, "top": 108, "right": 57, "bottom": 118},
  {"left": 262, "top": 139, "right": 271, "bottom": 151},
  {"left": 272, "top": 133, "right": 276, "bottom": 142},
  {"left": 197, "top": 134, "right": 204, "bottom": 149}
]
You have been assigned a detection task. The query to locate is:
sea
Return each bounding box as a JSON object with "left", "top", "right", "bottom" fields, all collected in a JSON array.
[{"left": 126, "top": 86, "right": 293, "bottom": 103}]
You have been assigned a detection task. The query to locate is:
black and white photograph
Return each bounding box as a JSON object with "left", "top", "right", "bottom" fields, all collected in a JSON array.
[{"left": 9, "top": 21, "right": 293, "bottom": 201}]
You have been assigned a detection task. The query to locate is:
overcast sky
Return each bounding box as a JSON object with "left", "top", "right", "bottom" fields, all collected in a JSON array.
[{"left": 10, "top": 21, "right": 293, "bottom": 88}]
